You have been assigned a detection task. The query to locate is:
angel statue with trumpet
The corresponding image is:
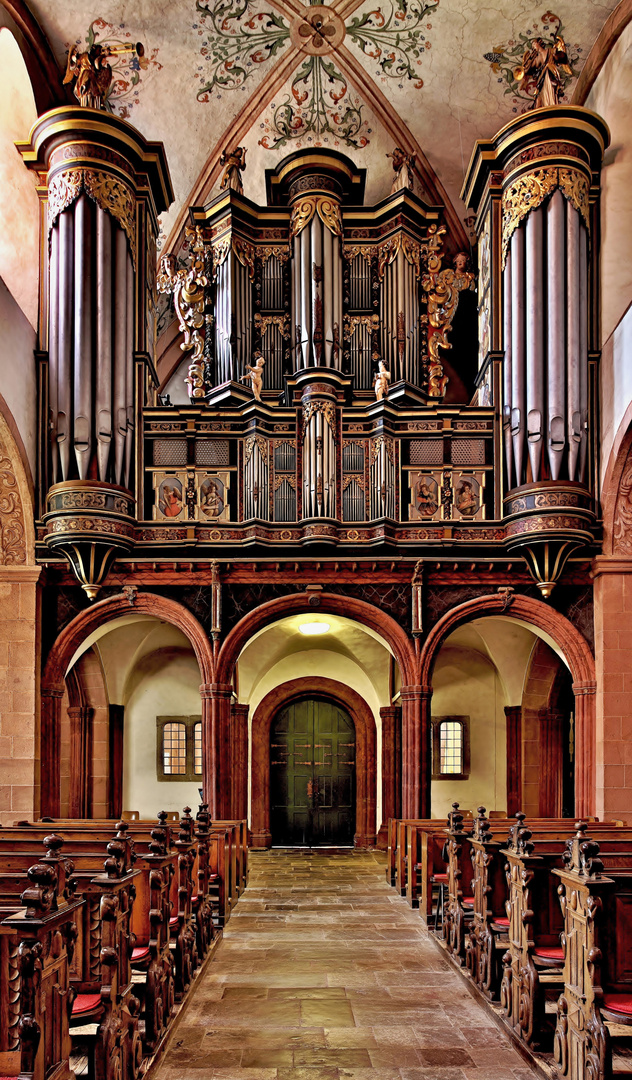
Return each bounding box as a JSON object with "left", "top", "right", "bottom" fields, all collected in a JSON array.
[{"left": 64, "top": 37, "right": 145, "bottom": 109}]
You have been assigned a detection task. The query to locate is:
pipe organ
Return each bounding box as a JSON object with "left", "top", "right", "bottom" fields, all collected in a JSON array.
[{"left": 21, "top": 107, "right": 608, "bottom": 599}]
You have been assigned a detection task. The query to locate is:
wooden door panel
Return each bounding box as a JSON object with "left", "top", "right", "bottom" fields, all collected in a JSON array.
[{"left": 270, "top": 697, "right": 356, "bottom": 846}]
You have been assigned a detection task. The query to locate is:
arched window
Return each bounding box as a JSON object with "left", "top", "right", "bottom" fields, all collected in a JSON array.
[
  {"left": 431, "top": 716, "right": 470, "bottom": 779},
  {"left": 157, "top": 716, "right": 203, "bottom": 780}
]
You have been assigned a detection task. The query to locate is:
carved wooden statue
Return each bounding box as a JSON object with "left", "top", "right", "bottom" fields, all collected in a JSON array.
[
  {"left": 387, "top": 148, "right": 415, "bottom": 193},
  {"left": 157, "top": 227, "right": 209, "bottom": 399},
  {"left": 515, "top": 35, "right": 572, "bottom": 108},
  {"left": 240, "top": 352, "right": 265, "bottom": 401},
  {"left": 220, "top": 146, "right": 247, "bottom": 195},
  {"left": 64, "top": 40, "right": 144, "bottom": 109},
  {"left": 374, "top": 360, "right": 391, "bottom": 401}
]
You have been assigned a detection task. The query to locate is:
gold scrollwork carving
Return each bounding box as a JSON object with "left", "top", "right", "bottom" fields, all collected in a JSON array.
[
  {"left": 376, "top": 233, "right": 423, "bottom": 280},
  {"left": 370, "top": 436, "right": 394, "bottom": 463},
  {"left": 273, "top": 474, "right": 296, "bottom": 491},
  {"left": 421, "top": 237, "right": 475, "bottom": 400},
  {"left": 302, "top": 400, "right": 336, "bottom": 437},
  {"left": 233, "top": 237, "right": 256, "bottom": 281},
  {"left": 501, "top": 166, "right": 590, "bottom": 267},
  {"left": 255, "top": 313, "right": 290, "bottom": 338},
  {"left": 343, "top": 245, "right": 375, "bottom": 262},
  {"left": 157, "top": 225, "right": 208, "bottom": 398},
  {"left": 244, "top": 434, "right": 268, "bottom": 464},
  {"left": 48, "top": 168, "right": 137, "bottom": 267},
  {"left": 259, "top": 245, "right": 290, "bottom": 264},
  {"left": 211, "top": 235, "right": 231, "bottom": 277},
  {"left": 342, "top": 474, "right": 365, "bottom": 491},
  {"left": 343, "top": 314, "right": 379, "bottom": 340},
  {"left": 290, "top": 196, "right": 342, "bottom": 239}
]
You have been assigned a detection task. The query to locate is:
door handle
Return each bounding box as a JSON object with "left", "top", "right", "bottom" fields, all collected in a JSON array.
[{"left": 307, "top": 779, "right": 318, "bottom": 800}]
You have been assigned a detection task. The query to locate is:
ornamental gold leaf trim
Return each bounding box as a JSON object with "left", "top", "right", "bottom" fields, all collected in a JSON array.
[
  {"left": 290, "top": 196, "right": 342, "bottom": 240},
  {"left": 376, "top": 233, "right": 423, "bottom": 279},
  {"left": 343, "top": 314, "right": 379, "bottom": 340},
  {"left": 501, "top": 165, "right": 590, "bottom": 268},
  {"left": 48, "top": 168, "right": 137, "bottom": 268},
  {"left": 255, "top": 313, "right": 290, "bottom": 338},
  {"left": 233, "top": 236, "right": 256, "bottom": 281},
  {"left": 302, "top": 400, "right": 337, "bottom": 438},
  {"left": 259, "top": 245, "right": 290, "bottom": 264},
  {"left": 212, "top": 235, "right": 231, "bottom": 277},
  {"left": 244, "top": 434, "right": 268, "bottom": 463}
]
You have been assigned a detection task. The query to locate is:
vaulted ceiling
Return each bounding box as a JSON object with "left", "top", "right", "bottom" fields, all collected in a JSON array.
[{"left": 22, "top": 0, "right": 621, "bottom": 254}]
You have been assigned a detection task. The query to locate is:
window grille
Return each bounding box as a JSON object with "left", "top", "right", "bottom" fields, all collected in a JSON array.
[
  {"left": 153, "top": 439, "right": 188, "bottom": 467},
  {"left": 156, "top": 716, "right": 203, "bottom": 781},
  {"left": 194, "top": 722, "right": 202, "bottom": 775},
  {"left": 431, "top": 716, "right": 470, "bottom": 779},
  {"left": 163, "top": 722, "right": 186, "bottom": 775}
]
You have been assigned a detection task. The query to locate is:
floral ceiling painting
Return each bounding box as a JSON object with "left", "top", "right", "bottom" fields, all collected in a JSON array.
[{"left": 193, "top": 0, "right": 435, "bottom": 148}]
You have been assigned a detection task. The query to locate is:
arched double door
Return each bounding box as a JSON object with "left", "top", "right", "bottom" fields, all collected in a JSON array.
[{"left": 270, "top": 697, "right": 356, "bottom": 847}]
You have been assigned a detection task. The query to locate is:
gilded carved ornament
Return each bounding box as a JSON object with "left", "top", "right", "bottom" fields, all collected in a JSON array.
[
  {"left": 233, "top": 236, "right": 256, "bottom": 281},
  {"left": 255, "top": 313, "right": 290, "bottom": 338},
  {"left": 302, "top": 399, "right": 336, "bottom": 437},
  {"left": 244, "top": 434, "right": 268, "bottom": 463},
  {"left": 157, "top": 225, "right": 209, "bottom": 399},
  {"left": 290, "top": 196, "right": 342, "bottom": 240},
  {"left": 343, "top": 314, "right": 379, "bottom": 339},
  {"left": 501, "top": 166, "right": 590, "bottom": 268},
  {"left": 370, "top": 435, "right": 394, "bottom": 463},
  {"left": 48, "top": 167, "right": 137, "bottom": 267},
  {"left": 376, "top": 233, "right": 422, "bottom": 279},
  {"left": 259, "top": 245, "right": 290, "bottom": 264},
  {"left": 421, "top": 245, "right": 475, "bottom": 399}
]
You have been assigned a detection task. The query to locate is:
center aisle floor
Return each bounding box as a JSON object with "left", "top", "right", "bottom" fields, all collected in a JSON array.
[{"left": 156, "top": 850, "right": 537, "bottom": 1080}]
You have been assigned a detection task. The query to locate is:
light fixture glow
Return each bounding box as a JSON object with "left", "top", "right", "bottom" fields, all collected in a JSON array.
[{"left": 298, "top": 621, "right": 331, "bottom": 636}]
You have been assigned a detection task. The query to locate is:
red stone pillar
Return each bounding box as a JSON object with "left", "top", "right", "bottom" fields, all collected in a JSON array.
[
  {"left": 68, "top": 705, "right": 93, "bottom": 817},
  {"left": 504, "top": 705, "right": 522, "bottom": 816},
  {"left": 400, "top": 685, "right": 432, "bottom": 819},
  {"left": 378, "top": 705, "right": 401, "bottom": 848},
  {"left": 231, "top": 702, "right": 249, "bottom": 820},
  {"left": 108, "top": 704, "right": 124, "bottom": 819},
  {"left": 538, "top": 708, "right": 564, "bottom": 817},
  {"left": 40, "top": 685, "right": 64, "bottom": 817},
  {"left": 200, "top": 682, "right": 233, "bottom": 819},
  {"left": 574, "top": 680, "right": 596, "bottom": 820}
]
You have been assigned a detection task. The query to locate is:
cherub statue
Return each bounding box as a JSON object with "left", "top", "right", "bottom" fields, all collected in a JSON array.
[
  {"left": 515, "top": 35, "right": 572, "bottom": 109},
  {"left": 387, "top": 148, "right": 415, "bottom": 194},
  {"left": 64, "top": 39, "right": 144, "bottom": 109},
  {"left": 374, "top": 359, "right": 391, "bottom": 401},
  {"left": 220, "top": 146, "right": 247, "bottom": 195},
  {"left": 240, "top": 352, "right": 265, "bottom": 401}
]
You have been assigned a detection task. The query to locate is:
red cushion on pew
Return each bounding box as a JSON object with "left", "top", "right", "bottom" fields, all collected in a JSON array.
[
  {"left": 169, "top": 916, "right": 179, "bottom": 927},
  {"left": 492, "top": 917, "right": 510, "bottom": 927},
  {"left": 131, "top": 946, "right": 150, "bottom": 961},
  {"left": 208, "top": 875, "right": 219, "bottom": 882},
  {"left": 602, "top": 994, "right": 632, "bottom": 1016},
  {"left": 533, "top": 946, "right": 564, "bottom": 961},
  {"left": 462, "top": 896, "right": 474, "bottom": 905},
  {"left": 72, "top": 994, "right": 101, "bottom": 1015},
  {"left": 432, "top": 874, "right": 448, "bottom": 882}
]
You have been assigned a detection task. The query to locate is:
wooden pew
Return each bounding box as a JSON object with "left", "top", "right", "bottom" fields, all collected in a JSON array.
[
  {"left": 0, "top": 838, "right": 83, "bottom": 1080},
  {"left": 464, "top": 809, "right": 510, "bottom": 999},
  {"left": 551, "top": 825, "right": 632, "bottom": 1080}
]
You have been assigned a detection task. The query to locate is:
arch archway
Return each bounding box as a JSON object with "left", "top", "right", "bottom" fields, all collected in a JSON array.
[
  {"left": 40, "top": 591, "right": 215, "bottom": 816},
  {"left": 250, "top": 677, "right": 377, "bottom": 849},
  {"left": 419, "top": 592, "right": 596, "bottom": 817}
]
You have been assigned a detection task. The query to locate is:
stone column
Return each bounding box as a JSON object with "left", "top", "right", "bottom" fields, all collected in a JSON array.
[
  {"left": 40, "top": 683, "right": 64, "bottom": 818},
  {"left": 0, "top": 567, "right": 42, "bottom": 825},
  {"left": 200, "top": 682, "right": 233, "bottom": 819},
  {"left": 378, "top": 705, "right": 401, "bottom": 848},
  {"left": 68, "top": 704, "right": 93, "bottom": 818},
  {"left": 108, "top": 704, "right": 124, "bottom": 818},
  {"left": 538, "top": 707, "right": 564, "bottom": 818},
  {"left": 230, "top": 702, "right": 249, "bottom": 821},
  {"left": 400, "top": 685, "right": 431, "bottom": 819},
  {"left": 504, "top": 704, "right": 522, "bottom": 816},
  {"left": 573, "top": 679, "right": 597, "bottom": 820}
]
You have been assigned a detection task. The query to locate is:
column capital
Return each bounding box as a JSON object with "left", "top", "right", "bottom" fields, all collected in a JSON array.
[{"left": 199, "top": 682, "right": 233, "bottom": 699}]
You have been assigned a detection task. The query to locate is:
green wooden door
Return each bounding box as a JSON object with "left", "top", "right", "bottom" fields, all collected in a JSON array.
[{"left": 270, "top": 698, "right": 356, "bottom": 846}]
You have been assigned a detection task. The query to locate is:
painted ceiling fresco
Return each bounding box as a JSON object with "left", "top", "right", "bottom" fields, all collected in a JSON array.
[{"left": 28, "top": 0, "right": 617, "bottom": 249}]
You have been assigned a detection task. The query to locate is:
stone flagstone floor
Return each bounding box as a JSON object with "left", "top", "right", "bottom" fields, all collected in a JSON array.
[{"left": 155, "top": 849, "right": 538, "bottom": 1080}]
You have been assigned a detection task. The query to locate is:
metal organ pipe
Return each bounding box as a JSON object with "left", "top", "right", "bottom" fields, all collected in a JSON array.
[
  {"left": 510, "top": 227, "right": 526, "bottom": 486},
  {"left": 578, "top": 223, "right": 589, "bottom": 482},
  {"left": 124, "top": 249, "right": 135, "bottom": 489},
  {"left": 566, "top": 201, "right": 581, "bottom": 482},
  {"left": 312, "top": 218, "right": 323, "bottom": 365},
  {"left": 113, "top": 226, "right": 129, "bottom": 486},
  {"left": 56, "top": 208, "right": 73, "bottom": 479},
  {"left": 301, "top": 227, "right": 311, "bottom": 367},
  {"left": 502, "top": 249, "right": 513, "bottom": 486},
  {"left": 73, "top": 194, "right": 93, "bottom": 480},
  {"left": 525, "top": 207, "right": 544, "bottom": 482},
  {"left": 546, "top": 190, "right": 566, "bottom": 481},
  {"left": 95, "top": 207, "right": 113, "bottom": 482},
  {"left": 48, "top": 221, "right": 60, "bottom": 481},
  {"left": 323, "top": 224, "right": 333, "bottom": 366}
]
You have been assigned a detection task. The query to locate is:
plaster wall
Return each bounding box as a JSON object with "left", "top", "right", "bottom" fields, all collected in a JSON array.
[
  {"left": 430, "top": 643, "right": 507, "bottom": 820},
  {"left": 122, "top": 648, "right": 202, "bottom": 817},
  {"left": 586, "top": 20, "right": 632, "bottom": 486},
  {"left": 0, "top": 277, "right": 37, "bottom": 484}
]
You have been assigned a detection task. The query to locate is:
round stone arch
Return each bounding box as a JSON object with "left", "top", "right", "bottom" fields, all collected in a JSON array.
[
  {"left": 250, "top": 677, "right": 378, "bottom": 850},
  {"left": 418, "top": 592, "right": 596, "bottom": 817},
  {"left": 40, "top": 591, "right": 215, "bottom": 816}
]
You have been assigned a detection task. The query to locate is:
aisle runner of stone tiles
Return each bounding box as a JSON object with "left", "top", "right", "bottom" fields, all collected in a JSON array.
[{"left": 156, "top": 850, "right": 537, "bottom": 1080}]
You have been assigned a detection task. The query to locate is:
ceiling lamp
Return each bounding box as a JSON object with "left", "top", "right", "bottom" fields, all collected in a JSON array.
[{"left": 298, "top": 621, "right": 331, "bottom": 635}]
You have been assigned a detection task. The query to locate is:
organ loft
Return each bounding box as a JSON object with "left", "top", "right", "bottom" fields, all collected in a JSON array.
[{"left": 1, "top": 1, "right": 632, "bottom": 1078}]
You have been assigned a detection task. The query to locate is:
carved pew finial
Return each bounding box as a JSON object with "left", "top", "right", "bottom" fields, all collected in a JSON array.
[
  {"left": 447, "top": 802, "right": 465, "bottom": 832},
  {"left": 196, "top": 802, "right": 211, "bottom": 835},
  {"left": 104, "top": 821, "right": 136, "bottom": 878},
  {"left": 179, "top": 807, "right": 195, "bottom": 844},
  {"left": 472, "top": 806, "right": 493, "bottom": 843},
  {"left": 506, "top": 812, "right": 534, "bottom": 856},
  {"left": 563, "top": 822, "right": 604, "bottom": 877},
  {"left": 149, "top": 811, "right": 169, "bottom": 856}
]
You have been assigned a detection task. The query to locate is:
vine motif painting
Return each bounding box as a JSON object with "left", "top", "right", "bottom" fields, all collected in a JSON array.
[{"left": 194, "top": 0, "right": 439, "bottom": 148}]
